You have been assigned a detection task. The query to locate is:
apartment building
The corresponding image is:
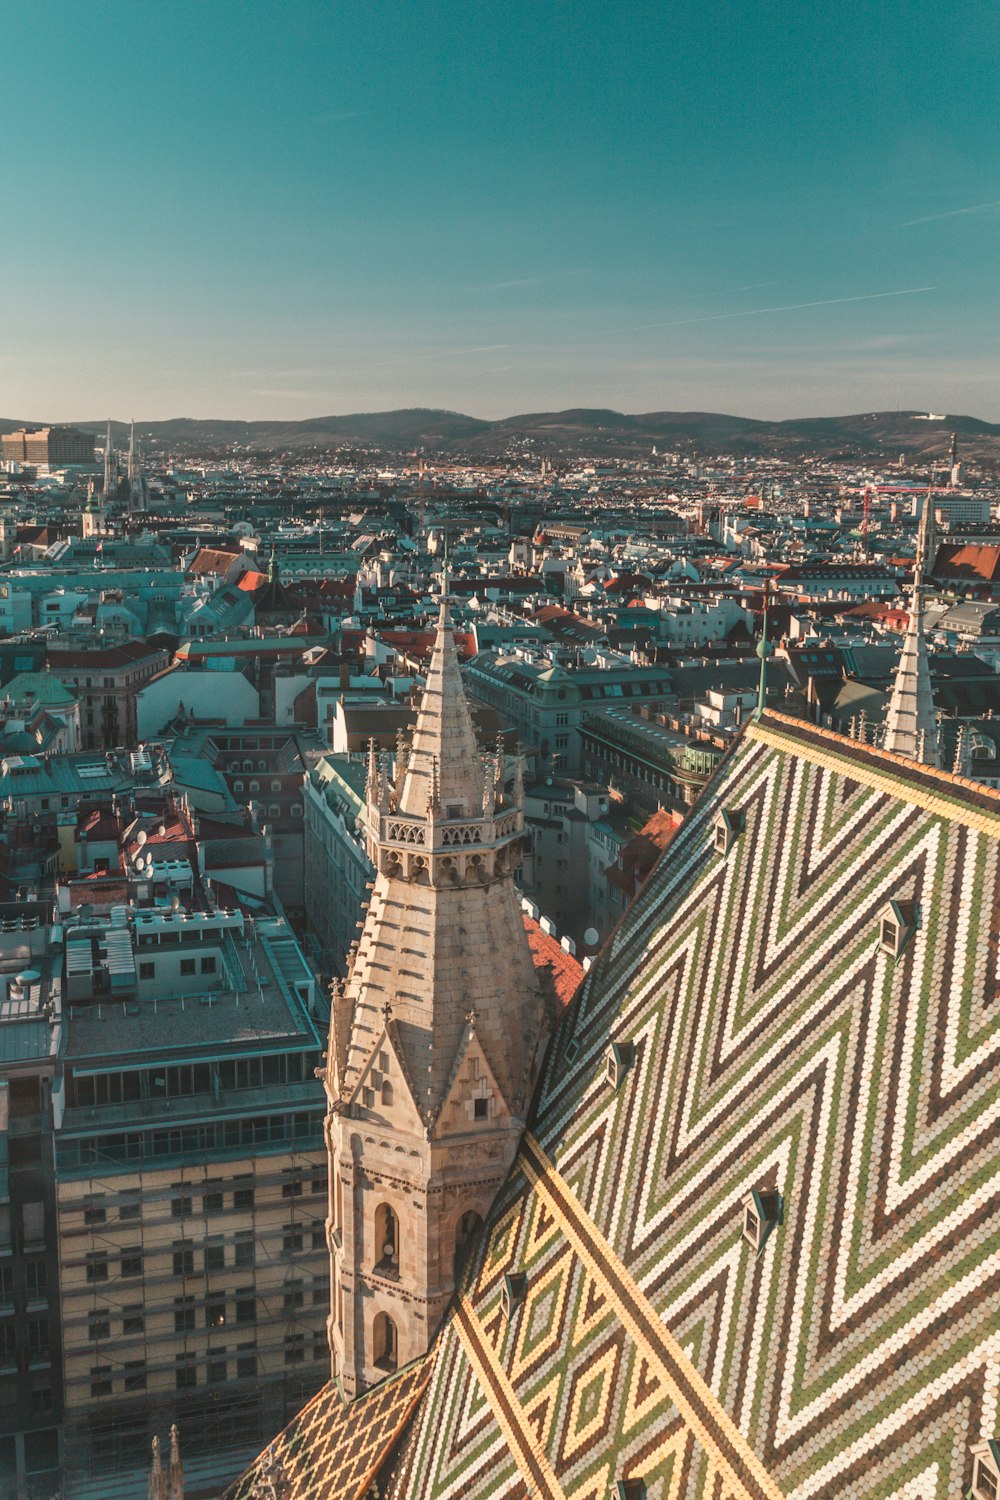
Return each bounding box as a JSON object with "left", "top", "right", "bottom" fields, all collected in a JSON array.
[
  {"left": 46, "top": 643, "right": 170, "bottom": 751},
  {"left": 0, "top": 898, "right": 328, "bottom": 1500}
]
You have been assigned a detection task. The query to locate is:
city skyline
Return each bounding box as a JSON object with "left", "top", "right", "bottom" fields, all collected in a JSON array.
[{"left": 3, "top": 0, "right": 998, "bottom": 422}]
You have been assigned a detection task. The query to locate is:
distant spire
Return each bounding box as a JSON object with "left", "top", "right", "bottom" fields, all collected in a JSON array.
[
  {"left": 126, "top": 419, "right": 145, "bottom": 510},
  {"left": 102, "top": 418, "right": 116, "bottom": 498},
  {"left": 883, "top": 484, "right": 940, "bottom": 766},
  {"left": 166, "top": 1425, "right": 184, "bottom": 1500},
  {"left": 148, "top": 1436, "right": 166, "bottom": 1500}
]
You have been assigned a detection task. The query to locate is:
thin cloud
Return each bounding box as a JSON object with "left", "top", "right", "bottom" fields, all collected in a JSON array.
[
  {"left": 897, "top": 198, "right": 1000, "bottom": 228},
  {"left": 630, "top": 286, "right": 937, "bottom": 331},
  {"left": 370, "top": 344, "right": 511, "bottom": 368}
]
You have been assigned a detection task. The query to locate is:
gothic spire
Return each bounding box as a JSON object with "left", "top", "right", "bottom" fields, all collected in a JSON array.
[
  {"left": 148, "top": 1436, "right": 166, "bottom": 1500},
  {"left": 883, "top": 486, "right": 940, "bottom": 766},
  {"left": 102, "top": 418, "right": 116, "bottom": 498},
  {"left": 396, "top": 596, "right": 484, "bottom": 820},
  {"left": 167, "top": 1424, "right": 184, "bottom": 1500}
]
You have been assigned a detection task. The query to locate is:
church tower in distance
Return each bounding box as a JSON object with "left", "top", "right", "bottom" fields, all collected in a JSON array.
[{"left": 323, "top": 595, "right": 549, "bottom": 1397}]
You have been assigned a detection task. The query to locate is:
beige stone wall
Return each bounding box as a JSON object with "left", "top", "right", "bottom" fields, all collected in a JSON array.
[{"left": 57, "top": 1149, "right": 327, "bottom": 1452}]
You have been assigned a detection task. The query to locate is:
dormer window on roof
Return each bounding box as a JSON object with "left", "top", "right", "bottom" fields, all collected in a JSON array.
[
  {"left": 878, "top": 899, "right": 919, "bottom": 959},
  {"left": 606, "top": 1040, "right": 634, "bottom": 1091},
  {"left": 741, "top": 1189, "right": 783, "bottom": 1254},
  {"left": 500, "top": 1272, "right": 527, "bottom": 1322},
  {"left": 969, "top": 1441, "right": 1000, "bottom": 1500},
  {"left": 713, "top": 808, "right": 743, "bottom": 856}
]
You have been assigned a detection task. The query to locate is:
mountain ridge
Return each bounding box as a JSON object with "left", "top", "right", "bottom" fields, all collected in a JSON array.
[{"left": 3, "top": 408, "right": 999, "bottom": 461}]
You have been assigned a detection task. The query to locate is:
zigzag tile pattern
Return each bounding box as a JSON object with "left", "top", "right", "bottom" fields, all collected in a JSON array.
[
  {"left": 387, "top": 716, "right": 1000, "bottom": 1500},
  {"left": 220, "top": 1357, "right": 432, "bottom": 1500}
]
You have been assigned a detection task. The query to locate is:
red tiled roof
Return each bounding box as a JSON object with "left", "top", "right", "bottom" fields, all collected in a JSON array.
[
  {"left": 606, "top": 809, "right": 682, "bottom": 896},
  {"left": 522, "top": 914, "right": 583, "bottom": 1011},
  {"left": 237, "top": 570, "right": 268, "bottom": 592},
  {"left": 934, "top": 544, "right": 1000, "bottom": 583},
  {"left": 187, "top": 547, "right": 241, "bottom": 577},
  {"left": 48, "top": 641, "right": 165, "bottom": 669}
]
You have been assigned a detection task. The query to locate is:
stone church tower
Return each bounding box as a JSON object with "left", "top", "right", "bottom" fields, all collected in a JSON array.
[{"left": 323, "top": 597, "right": 549, "bottom": 1396}]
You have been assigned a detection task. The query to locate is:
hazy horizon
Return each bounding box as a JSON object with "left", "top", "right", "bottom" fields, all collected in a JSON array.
[
  {"left": 3, "top": 0, "right": 998, "bottom": 422},
  {"left": 5, "top": 401, "right": 999, "bottom": 430}
]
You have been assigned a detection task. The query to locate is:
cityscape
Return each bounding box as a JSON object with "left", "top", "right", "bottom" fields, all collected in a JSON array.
[
  {"left": 4, "top": 0, "right": 999, "bottom": 1496},
  {"left": 0, "top": 411, "right": 996, "bottom": 1497}
]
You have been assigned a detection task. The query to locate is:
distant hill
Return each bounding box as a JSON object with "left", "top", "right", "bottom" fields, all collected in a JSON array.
[{"left": 5, "top": 408, "right": 1000, "bottom": 462}]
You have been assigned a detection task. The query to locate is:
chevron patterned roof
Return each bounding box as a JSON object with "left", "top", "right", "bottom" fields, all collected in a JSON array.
[{"left": 373, "top": 710, "right": 1000, "bottom": 1500}]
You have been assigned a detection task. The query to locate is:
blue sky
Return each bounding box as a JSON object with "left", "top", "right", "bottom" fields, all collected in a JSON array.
[{"left": 2, "top": 0, "right": 998, "bottom": 421}]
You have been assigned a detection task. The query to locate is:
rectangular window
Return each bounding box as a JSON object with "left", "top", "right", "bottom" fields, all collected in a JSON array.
[
  {"left": 123, "top": 1360, "right": 146, "bottom": 1392},
  {"left": 207, "top": 1352, "right": 227, "bottom": 1384},
  {"left": 282, "top": 1173, "right": 303, "bottom": 1198},
  {"left": 27, "top": 1319, "right": 49, "bottom": 1361},
  {"left": 283, "top": 1282, "right": 304, "bottom": 1313},
  {"left": 90, "top": 1366, "right": 113, "bottom": 1398},
  {"left": 204, "top": 1240, "right": 225, "bottom": 1273},
  {"left": 283, "top": 1334, "right": 306, "bottom": 1365},
  {"left": 313, "top": 1329, "right": 328, "bottom": 1361},
  {"left": 171, "top": 1190, "right": 192, "bottom": 1218},
  {"left": 122, "top": 1306, "right": 145, "bottom": 1336},
  {"left": 83, "top": 1197, "right": 106, "bottom": 1227},
  {"left": 235, "top": 1291, "right": 256, "bottom": 1324},
  {"left": 234, "top": 1233, "right": 255, "bottom": 1269},
  {"left": 203, "top": 1188, "right": 224, "bottom": 1215},
  {"left": 206, "top": 1298, "right": 226, "bottom": 1329},
  {"left": 236, "top": 1348, "right": 256, "bottom": 1379},
  {"left": 174, "top": 1298, "right": 195, "bottom": 1333},
  {"left": 172, "top": 1243, "right": 194, "bottom": 1276},
  {"left": 88, "top": 1311, "right": 110, "bottom": 1341},
  {"left": 119, "top": 1191, "right": 141, "bottom": 1221},
  {"left": 121, "top": 1249, "right": 143, "bottom": 1279},
  {"left": 138, "top": 962, "right": 155, "bottom": 980},
  {"left": 233, "top": 1183, "right": 254, "bottom": 1212},
  {"left": 312, "top": 1222, "right": 326, "bottom": 1250},
  {"left": 175, "top": 1355, "right": 197, "bottom": 1390},
  {"left": 201, "top": 955, "right": 217, "bottom": 974},
  {"left": 313, "top": 1277, "right": 330, "bottom": 1308},
  {"left": 86, "top": 1254, "right": 109, "bottom": 1284},
  {"left": 282, "top": 1224, "right": 303, "bottom": 1254},
  {"left": 180, "top": 959, "right": 196, "bottom": 977}
]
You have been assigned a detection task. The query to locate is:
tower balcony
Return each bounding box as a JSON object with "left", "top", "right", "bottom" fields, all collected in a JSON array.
[
  {"left": 364, "top": 801, "right": 525, "bottom": 887},
  {"left": 366, "top": 802, "right": 523, "bottom": 855}
]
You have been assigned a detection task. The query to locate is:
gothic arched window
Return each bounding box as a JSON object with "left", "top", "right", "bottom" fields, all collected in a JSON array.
[
  {"left": 374, "top": 1203, "right": 398, "bottom": 1277},
  {"left": 373, "top": 1310, "right": 397, "bottom": 1372},
  {"left": 454, "top": 1209, "right": 483, "bottom": 1283}
]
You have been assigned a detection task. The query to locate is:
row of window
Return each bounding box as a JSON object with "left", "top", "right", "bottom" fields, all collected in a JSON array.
[
  {"left": 83, "top": 1221, "right": 322, "bottom": 1283},
  {"left": 76, "top": 1175, "right": 322, "bottom": 1227},
  {"left": 137, "top": 955, "right": 217, "bottom": 980},
  {"left": 57, "top": 1109, "right": 323, "bottom": 1168},
  {"left": 69, "top": 1053, "right": 316, "bottom": 1109},
  {"left": 0, "top": 1317, "right": 49, "bottom": 1366},
  {"left": 89, "top": 1331, "right": 327, "bottom": 1398},
  {"left": 0, "top": 1262, "right": 47, "bottom": 1308}
]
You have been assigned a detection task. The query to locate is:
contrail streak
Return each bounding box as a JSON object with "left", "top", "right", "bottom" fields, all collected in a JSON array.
[
  {"left": 632, "top": 287, "right": 937, "bottom": 331},
  {"left": 897, "top": 199, "right": 1000, "bottom": 227}
]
